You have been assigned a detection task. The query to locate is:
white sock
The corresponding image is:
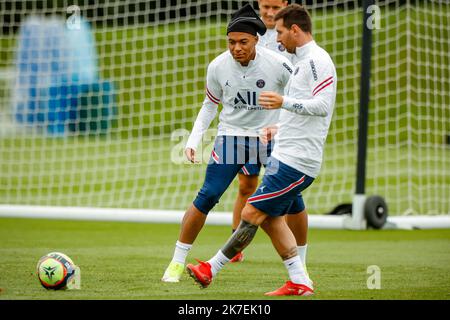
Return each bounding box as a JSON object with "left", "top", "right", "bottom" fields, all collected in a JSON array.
[
  {"left": 171, "top": 241, "right": 192, "bottom": 265},
  {"left": 208, "top": 250, "right": 230, "bottom": 277},
  {"left": 283, "top": 255, "right": 311, "bottom": 286},
  {"left": 297, "top": 244, "right": 308, "bottom": 266}
]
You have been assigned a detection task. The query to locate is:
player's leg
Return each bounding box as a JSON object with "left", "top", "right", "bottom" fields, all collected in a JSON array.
[
  {"left": 286, "top": 210, "right": 310, "bottom": 278},
  {"left": 232, "top": 136, "right": 268, "bottom": 232},
  {"left": 286, "top": 210, "right": 308, "bottom": 246},
  {"left": 260, "top": 215, "right": 313, "bottom": 296},
  {"left": 186, "top": 158, "right": 314, "bottom": 294},
  {"left": 229, "top": 137, "right": 272, "bottom": 262},
  {"left": 186, "top": 202, "right": 268, "bottom": 288},
  {"left": 186, "top": 202, "right": 311, "bottom": 293},
  {"left": 162, "top": 136, "right": 242, "bottom": 282},
  {"left": 224, "top": 205, "right": 313, "bottom": 293},
  {"left": 286, "top": 194, "right": 310, "bottom": 274},
  {"left": 232, "top": 173, "right": 259, "bottom": 231},
  {"left": 230, "top": 171, "right": 259, "bottom": 263},
  {"left": 234, "top": 159, "right": 314, "bottom": 295},
  {"left": 162, "top": 167, "right": 240, "bottom": 282},
  {"left": 229, "top": 136, "right": 266, "bottom": 262},
  {"left": 178, "top": 204, "right": 208, "bottom": 244},
  {"left": 261, "top": 216, "right": 298, "bottom": 260}
]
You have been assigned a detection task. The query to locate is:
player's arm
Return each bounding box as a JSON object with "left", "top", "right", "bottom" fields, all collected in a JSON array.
[
  {"left": 280, "top": 73, "right": 335, "bottom": 117},
  {"left": 185, "top": 99, "right": 218, "bottom": 162},
  {"left": 260, "top": 60, "right": 336, "bottom": 117},
  {"left": 185, "top": 63, "right": 222, "bottom": 163}
]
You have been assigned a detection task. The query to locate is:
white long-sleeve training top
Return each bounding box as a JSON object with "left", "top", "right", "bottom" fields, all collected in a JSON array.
[
  {"left": 271, "top": 40, "right": 337, "bottom": 178},
  {"left": 185, "top": 46, "right": 293, "bottom": 150}
]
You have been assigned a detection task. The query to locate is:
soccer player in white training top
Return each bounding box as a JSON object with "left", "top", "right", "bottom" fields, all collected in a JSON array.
[
  {"left": 186, "top": 4, "right": 337, "bottom": 296},
  {"left": 230, "top": 0, "right": 312, "bottom": 282},
  {"left": 161, "top": 4, "right": 294, "bottom": 283},
  {"left": 257, "top": 0, "right": 291, "bottom": 59},
  {"left": 257, "top": 0, "right": 312, "bottom": 278},
  {"left": 230, "top": 0, "right": 316, "bottom": 268},
  {"left": 229, "top": 0, "right": 291, "bottom": 264}
]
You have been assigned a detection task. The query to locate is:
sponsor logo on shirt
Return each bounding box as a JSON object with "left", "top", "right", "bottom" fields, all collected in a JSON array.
[{"left": 233, "top": 91, "right": 263, "bottom": 110}]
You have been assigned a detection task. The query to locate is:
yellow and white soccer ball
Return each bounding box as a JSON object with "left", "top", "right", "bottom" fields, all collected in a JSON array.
[{"left": 36, "top": 252, "right": 80, "bottom": 290}]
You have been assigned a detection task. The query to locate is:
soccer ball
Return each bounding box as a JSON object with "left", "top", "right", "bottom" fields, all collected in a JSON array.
[{"left": 36, "top": 252, "right": 77, "bottom": 290}]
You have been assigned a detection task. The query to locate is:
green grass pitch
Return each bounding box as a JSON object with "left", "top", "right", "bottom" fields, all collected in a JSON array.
[
  {"left": 0, "top": 217, "right": 449, "bottom": 300},
  {"left": 0, "top": 2, "right": 449, "bottom": 301}
]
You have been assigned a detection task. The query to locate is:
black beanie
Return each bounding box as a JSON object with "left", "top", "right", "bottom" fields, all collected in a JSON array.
[{"left": 227, "top": 3, "right": 267, "bottom": 36}]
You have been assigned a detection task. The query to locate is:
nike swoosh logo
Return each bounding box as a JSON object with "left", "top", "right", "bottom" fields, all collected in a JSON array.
[{"left": 288, "top": 288, "right": 306, "bottom": 295}]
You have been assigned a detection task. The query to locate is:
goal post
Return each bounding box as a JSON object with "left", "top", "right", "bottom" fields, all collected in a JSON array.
[
  {"left": 0, "top": 1, "right": 448, "bottom": 229},
  {"left": 344, "top": 0, "right": 375, "bottom": 230}
]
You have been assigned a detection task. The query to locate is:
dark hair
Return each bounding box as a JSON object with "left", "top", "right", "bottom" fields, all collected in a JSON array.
[{"left": 274, "top": 4, "right": 312, "bottom": 34}]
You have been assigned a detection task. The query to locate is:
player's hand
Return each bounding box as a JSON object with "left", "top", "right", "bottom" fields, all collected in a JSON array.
[
  {"left": 259, "top": 125, "right": 278, "bottom": 145},
  {"left": 259, "top": 91, "right": 283, "bottom": 109},
  {"left": 185, "top": 148, "right": 199, "bottom": 163}
]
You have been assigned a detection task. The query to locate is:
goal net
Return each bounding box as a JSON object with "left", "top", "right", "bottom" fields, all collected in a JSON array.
[{"left": 0, "top": 0, "right": 448, "bottom": 219}]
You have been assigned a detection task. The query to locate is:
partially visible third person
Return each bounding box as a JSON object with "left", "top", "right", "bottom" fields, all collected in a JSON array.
[{"left": 256, "top": 0, "right": 291, "bottom": 59}]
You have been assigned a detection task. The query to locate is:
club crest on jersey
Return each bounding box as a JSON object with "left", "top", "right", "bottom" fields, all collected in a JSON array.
[
  {"left": 256, "top": 79, "right": 265, "bottom": 88},
  {"left": 278, "top": 44, "right": 286, "bottom": 52}
]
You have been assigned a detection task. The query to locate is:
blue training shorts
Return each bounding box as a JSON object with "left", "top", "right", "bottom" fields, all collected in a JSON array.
[
  {"left": 193, "top": 135, "right": 272, "bottom": 215},
  {"left": 247, "top": 157, "right": 314, "bottom": 216}
]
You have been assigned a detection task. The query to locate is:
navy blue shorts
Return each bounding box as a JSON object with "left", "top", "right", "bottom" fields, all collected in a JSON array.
[
  {"left": 247, "top": 157, "right": 314, "bottom": 217},
  {"left": 239, "top": 163, "right": 261, "bottom": 176},
  {"left": 193, "top": 135, "right": 272, "bottom": 215},
  {"left": 238, "top": 136, "right": 273, "bottom": 176}
]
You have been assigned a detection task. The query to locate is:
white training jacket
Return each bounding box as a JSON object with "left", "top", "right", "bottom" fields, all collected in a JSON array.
[
  {"left": 271, "top": 40, "right": 337, "bottom": 178},
  {"left": 186, "top": 46, "right": 293, "bottom": 151}
]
